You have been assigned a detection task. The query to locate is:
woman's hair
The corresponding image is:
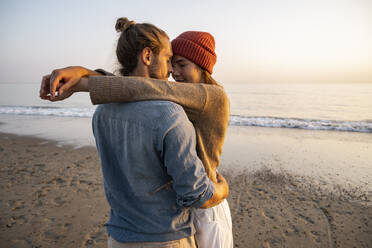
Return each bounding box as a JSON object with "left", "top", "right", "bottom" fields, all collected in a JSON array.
[
  {"left": 115, "top": 17, "right": 168, "bottom": 76},
  {"left": 201, "top": 69, "right": 218, "bottom": 85}
]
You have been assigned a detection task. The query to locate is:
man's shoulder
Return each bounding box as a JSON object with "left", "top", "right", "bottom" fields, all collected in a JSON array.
[
  {"left": 96, "top": 100, "right": 184, "bottom": 113},
  {"left": 138, "top": 100, "right": 184, "bottom": 111},
  {"left": 94, "top": 101, "right": 187, "bottom": 123}
]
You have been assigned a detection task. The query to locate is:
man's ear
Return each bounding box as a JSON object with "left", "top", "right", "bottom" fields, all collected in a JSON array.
[{"left": 141, "top": 47, "right": 153, "bottom": 66}]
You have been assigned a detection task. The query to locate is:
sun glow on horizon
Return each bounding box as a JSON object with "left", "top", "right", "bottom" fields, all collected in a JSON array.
[{"left": 212, "top": 0, "right": 371, "bottom": 83}]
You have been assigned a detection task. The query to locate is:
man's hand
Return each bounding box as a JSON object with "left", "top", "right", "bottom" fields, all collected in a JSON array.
[{"left": 39, "top": 66, "right": 101, "bottom": 101}]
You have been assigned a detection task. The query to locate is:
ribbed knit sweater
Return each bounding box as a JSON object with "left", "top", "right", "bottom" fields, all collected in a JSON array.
[{"left": 88, "top": 73, "right": 229, "bottom": 183}]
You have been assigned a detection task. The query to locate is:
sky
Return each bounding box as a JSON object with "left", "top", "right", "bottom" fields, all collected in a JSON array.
[{"left": 0, "top": 0, "right": 371, "bottom": 84}]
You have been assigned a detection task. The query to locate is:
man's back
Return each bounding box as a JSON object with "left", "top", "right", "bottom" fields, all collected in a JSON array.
[{"left": 92, "top": 101, "right": 214, "bottom": 243}]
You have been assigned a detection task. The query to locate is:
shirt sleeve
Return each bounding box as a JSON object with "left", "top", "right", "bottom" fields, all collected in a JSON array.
[{"left": 160, "top": 106, "right": 215, "bottom": 208}]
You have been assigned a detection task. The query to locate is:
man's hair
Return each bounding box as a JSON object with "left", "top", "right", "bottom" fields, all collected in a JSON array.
[{"left": 115, "top": 17, "right": 169, "bottom": 76}]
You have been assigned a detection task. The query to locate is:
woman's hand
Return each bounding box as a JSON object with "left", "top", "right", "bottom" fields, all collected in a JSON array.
[
  {"left": 39, "top": 66, "right": 100, "bottom": 101},
  {"left": 40, "top": 74, "right": 89, "bottom": 101}
]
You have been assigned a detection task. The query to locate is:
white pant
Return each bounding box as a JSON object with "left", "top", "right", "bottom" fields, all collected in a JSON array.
[{"left": 193, "top": 199, "right": 233, "bottom": 248}]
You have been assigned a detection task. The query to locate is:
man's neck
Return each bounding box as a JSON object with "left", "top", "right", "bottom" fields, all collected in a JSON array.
[{"left": 129, "top": 66, "right": 149, "bottom": 78}]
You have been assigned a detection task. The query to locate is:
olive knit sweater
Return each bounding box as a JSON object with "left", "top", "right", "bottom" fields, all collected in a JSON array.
[{"left": 88, "top": 72, "right": 230, "bottom": 183}]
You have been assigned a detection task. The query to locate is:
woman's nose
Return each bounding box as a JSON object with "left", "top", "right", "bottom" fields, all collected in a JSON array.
[{"left": 172, "top": 67, "right": 179, "bottom": 77}]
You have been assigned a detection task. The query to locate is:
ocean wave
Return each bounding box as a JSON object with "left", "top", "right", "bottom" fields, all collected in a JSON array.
[
  {"left": 0, "top": 105, "right": 94, "bottom": 118},
  {"left": 230, "top": 115, "right": 372, "bottom": 133},
  {"left": 1, "top": 106, "right": 371, "bottom": 133}
]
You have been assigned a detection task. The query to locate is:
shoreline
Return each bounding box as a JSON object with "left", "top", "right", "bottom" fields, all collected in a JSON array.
[
  {"left": 1, "top": 114, "right": 372, "bottom": 192},
  {"left": 221, "top": 126, "right": 372, "bottom": 192},
  {"left": 1, "top": 132, "right": 371, "bottom": 247}
]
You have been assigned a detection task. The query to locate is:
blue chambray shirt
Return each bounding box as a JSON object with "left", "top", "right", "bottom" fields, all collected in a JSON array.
[{"left": 92, "top": 100, "right": 215, "bottom": 243}]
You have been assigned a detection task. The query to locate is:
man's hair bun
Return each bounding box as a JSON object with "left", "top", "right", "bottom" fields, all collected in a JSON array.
[{"left": 115, "top": 17, "right": 135, "bottom": 33}]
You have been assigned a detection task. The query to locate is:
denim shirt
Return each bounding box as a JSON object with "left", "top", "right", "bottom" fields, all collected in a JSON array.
[{"left": 92, "top": 101, "right": 215, "bottom": 242}]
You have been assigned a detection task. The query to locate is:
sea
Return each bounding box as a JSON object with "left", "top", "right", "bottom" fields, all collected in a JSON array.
[{"left": 1, "top": 82, "right": 371, "bottom": 133}]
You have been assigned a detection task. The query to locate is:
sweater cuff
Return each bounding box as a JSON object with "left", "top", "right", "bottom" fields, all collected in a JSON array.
[
  {"left": 94, "top": 68, "right": 115, "bottom": 76},
  {"left": 88, "top": 76, "right": 132, "bottom": 105},
  {"left": 89, "top": 69, "right": 116, "bottom": 105}
]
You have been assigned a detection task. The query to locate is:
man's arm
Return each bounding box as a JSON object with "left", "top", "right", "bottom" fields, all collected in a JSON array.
[{"left": 162, "top": 105, "right": 229, "bottom": 209}]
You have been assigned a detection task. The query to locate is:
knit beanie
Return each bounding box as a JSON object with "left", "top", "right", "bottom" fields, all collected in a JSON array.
[{"left": 171, "top": 31, "right": 217, "bottom": 74}]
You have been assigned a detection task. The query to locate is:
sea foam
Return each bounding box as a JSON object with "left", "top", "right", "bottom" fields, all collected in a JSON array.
[{"left": 1, "top": 106, "right": 371, "bottom": 133}]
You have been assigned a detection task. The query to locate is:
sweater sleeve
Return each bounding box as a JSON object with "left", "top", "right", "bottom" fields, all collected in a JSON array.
[
  {"left": 94, "top": 68, "right": 115, "bottom": 76},
  {"left": 88, "top": 75, "right": 218, "bottom": 121}
]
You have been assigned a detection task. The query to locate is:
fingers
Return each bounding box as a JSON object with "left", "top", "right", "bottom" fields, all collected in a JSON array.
[
  {"left": 40, "top": 73, "right": 68, "bottom": 101},
  {"left": 58, "top": 77, "right": 80, "bottom": 95},
  {"left": 50, "top": 89, "right": 73, "bottom": 101},
  {"left": 40, "top": 74, "right": 51, "bottom": 99},
  {"left": 49, "top": 70, "right": 64, "bottom": 99},
  {"left": 216, "top": 171, "right": 226, "bottom": 183},
  {"left": 41, "top": 67, "right": 85, "bottom": 101}
]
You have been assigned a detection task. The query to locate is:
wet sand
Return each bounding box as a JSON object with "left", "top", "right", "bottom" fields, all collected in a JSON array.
[{"left": 0, "top": 131, "right": 371, "bottom": 247}]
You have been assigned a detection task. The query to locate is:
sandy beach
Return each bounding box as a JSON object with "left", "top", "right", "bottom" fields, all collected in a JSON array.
[{"left": 0, "top": 127, "right": 371, "bottom": 247}]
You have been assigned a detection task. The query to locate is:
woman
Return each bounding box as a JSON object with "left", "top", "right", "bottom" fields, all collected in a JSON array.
[
  {"left": 169, "top": 31, "right": 233, "bottom": 248},
  {"left": 41, "top": 21, "right": 232, "bottom": 248}
]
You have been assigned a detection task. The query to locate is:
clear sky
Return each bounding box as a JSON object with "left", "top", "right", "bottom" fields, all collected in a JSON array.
[{"left": 0, "top": 0, "right": 371, "bottom": 84}]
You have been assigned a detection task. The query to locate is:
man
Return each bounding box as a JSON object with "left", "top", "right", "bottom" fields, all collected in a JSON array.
[{"left": 41, "top": 18, "right": 229, "bottom": 247}]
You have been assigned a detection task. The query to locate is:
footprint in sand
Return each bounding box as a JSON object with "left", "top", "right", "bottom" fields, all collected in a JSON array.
[
  {"left": 32, "top": 199, "right": 43, "bottom": 208},
  {"left": 8, "top": 199, "right": 25, "bottom": 211},
  {"left": 82, "top": 227, "right": 107, "bottom": 247},
  {"left": 15, "top": 214, "right": 28, "bottom": 225},
  {"left": 62, "top": 222, "right": 72, "bottom": 231},
  {"left": 33, "top": 163, "right": 46, "bottom": 169},
  {"left": 298, "top": 213, "right": 315, "bottom": 225},
  {"left": 69, "top": 176, "right": 78, "bottom": 187},
  {"left": 34, "top": 188, "right": 49, "bottom": 199},
  {"left": 283, "top": 225, "right": 300, "bottom": 237},
  {"left": 6, "top": 214, "right": 28, "bottom": 227},
  {"left": 310, "top": 230, "right": 321, "bottom": 243},
  {"left": 46, "top": 176, "right": 67, "bottom": 186},
  {"left": 53, "top": 197, "right": 66, "bottom": 207},
  {"left": 11, "top": 238, "right": 31, "bottom": 247},
  {"left": 41, "top": 230, "right": 66, "bottom": 241},
  {"left": 6, "top": 216, "right": 16, "bottom": 228},
  {"left": 261, "top": 210, "right": 275, "bottom": 220}
]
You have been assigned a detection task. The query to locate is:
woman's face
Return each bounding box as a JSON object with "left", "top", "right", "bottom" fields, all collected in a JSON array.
[{"left": 171, "top": 55, "right": 203, "bottom": 84}]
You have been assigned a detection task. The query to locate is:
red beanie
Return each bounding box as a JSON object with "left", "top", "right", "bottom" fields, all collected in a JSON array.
[{"left": 171, "top": 31, "right": 217, "bottom": 74}]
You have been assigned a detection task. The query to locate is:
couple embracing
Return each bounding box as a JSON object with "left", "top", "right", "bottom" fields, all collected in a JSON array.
[{"left": 40, "top": 17, "right": 233, "bottom": 248}]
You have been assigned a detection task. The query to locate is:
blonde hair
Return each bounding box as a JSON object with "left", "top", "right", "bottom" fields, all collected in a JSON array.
[{"left": 201, "top": 70, "right": 218, "bottom": 85}]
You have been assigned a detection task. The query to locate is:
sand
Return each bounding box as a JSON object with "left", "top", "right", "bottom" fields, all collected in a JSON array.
[{"left": 0, "top": 131, "right": 371, "bottom": 248}]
